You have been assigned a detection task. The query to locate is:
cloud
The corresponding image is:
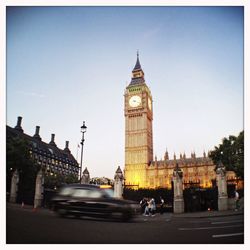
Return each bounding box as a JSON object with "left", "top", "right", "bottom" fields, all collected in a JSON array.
[{"left": 17, "top": 90, "right": 45, "bottom": 98}]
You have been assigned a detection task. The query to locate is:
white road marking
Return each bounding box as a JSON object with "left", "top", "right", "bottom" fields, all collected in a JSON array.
[
  {"left": 179, "top": 224, "right": 243, "bottom": 231},
  {"left": 211, "top": 220, "right": 243, "bottom": 225},
  {"left": 212, "top": 232, "right": 244, "bottom": 238}
]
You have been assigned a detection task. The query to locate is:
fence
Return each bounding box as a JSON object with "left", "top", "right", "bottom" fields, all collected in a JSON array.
[
  {"left": 123, "top": 188, "right": 173, "bottom": 212},
  {"left": 183, "top": 187, "right": 218, "bottom": 212}
]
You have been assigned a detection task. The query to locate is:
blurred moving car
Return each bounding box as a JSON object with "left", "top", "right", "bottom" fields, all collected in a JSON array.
[{"left": 51, "top": 184, "right": 139, "bottom": 222}]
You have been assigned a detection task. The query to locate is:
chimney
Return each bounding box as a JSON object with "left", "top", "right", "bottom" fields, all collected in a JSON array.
[
  {"left": 33, "top": 126, "right": 41, "bottom": 141},
  {"left": 64, "top": 141, "right": 71, "bottom": 153},
  {"left": 14, "top": 116, "right": 23, "bottom": 133},
  {"left": 49, "top": 133, "right": 56, "bottom": 146}
]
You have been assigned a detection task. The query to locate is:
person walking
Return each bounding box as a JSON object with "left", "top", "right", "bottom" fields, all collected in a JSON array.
[
  {"left": 143, "top": 198, "right": 150, "bottom": 216},
  {"left": 235, "top": 190, "right": 240, "bottom": 211},
  {"left": 140, "top": 197, "right": 147, "bottom": 214},
  {"left": 149, "top": 198, "right": 156, "bottom": 216},
  {"left": 159, "top": 196, "right": 164, "bottom": 214}
]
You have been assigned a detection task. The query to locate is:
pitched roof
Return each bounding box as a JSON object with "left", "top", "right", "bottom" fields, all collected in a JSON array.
[
  {"left": 116, "top": 166, "right": 122, "bottom": 173},
  {"left": 7, "top": 125, "right": 78, "bottom": 166},
  {"left": 83, "top": 167, "right": 89, "bottom": 174},
  {"left": 129, "top": 77, "right": 145, "bottom": 85},
  {"left": 129, "top": 53, "right": 145, "bottom": 86},
  {"left": 132, "top": 53, "right": 142, "bottom": 71}
]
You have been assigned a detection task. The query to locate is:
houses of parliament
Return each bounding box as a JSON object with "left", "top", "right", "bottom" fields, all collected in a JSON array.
[{"left": 124, "top": 53, "right": 236, "bottom": 189}]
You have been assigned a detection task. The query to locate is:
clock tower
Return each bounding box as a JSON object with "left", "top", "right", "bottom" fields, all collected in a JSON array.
[{"left": 124, "top": 53, "right": 153, "bottom": 188}]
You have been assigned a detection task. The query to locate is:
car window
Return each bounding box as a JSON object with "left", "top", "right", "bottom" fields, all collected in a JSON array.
[
  {"left": 71, "top": 189, "right": 89, "bottom": 198},
  {"left": 88, "top": 189, "right": 102, "bottom": 198},
  {"left": 59, "top": 187, "right": 74, "bottom": 196},
  {"left": 102, "top": 189, "right": 114, "bottom": 198}
]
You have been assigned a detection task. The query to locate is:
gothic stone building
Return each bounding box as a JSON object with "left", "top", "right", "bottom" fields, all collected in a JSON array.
[
  {"left": 7, "top": 116, "right": 79, "bottom": 178},
  {"left": 124, "top": 54, "right": 236, "bottom": 189}
]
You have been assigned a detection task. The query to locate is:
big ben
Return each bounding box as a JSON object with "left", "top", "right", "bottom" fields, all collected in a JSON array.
[
  {"left": 123, "top": 54, "right": 240, "bottom": 191},
  {"left": 124, "top": 53, "right": 153, "bottom": 188}
]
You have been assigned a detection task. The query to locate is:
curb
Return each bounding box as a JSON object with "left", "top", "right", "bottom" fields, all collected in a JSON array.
[
  {"left": 7, "top": 202, "right": 243, "bottom": 219},
  {"left": 7, "top": 202, "right": 53, "bottom": 213},
  {"left": 172, "top": 211, "right": 243, "bottom": 219}
]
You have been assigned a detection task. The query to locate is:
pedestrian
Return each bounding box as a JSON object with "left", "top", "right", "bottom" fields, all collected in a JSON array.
[
  {"left": 159, "top": 196, "right": 164, "bottom": 214},
  {"left": 234, "top": 190, "right": 239, "bottom": 211},
  {"left": 143, "top": 198, "right": 150, "bottom": 216},
  {"left": 140, "top": 197, "right": 147, "bottom": 214},
  {"left": 148, "top": 198, "right": 156, "bottom": 216}
]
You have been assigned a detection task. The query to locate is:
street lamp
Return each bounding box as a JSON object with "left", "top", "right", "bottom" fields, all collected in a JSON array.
[{"left": 79, "top": 121, "right": 87, "bottom": 182}]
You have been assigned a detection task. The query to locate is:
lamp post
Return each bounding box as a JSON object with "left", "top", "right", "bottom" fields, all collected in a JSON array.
[{"left": 79, "top": 121, "right": 87, "bottom": 182}]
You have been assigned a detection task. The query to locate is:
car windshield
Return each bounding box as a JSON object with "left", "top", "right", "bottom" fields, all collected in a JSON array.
[
  {"left": 71, "top": 188, "right": 114, "bottom": 199},
  {"left": 59, "top": 187, "right": 74, "bottom": 196},
  {"left": 102, "top": 188, "right": 114, "bottom": 198},
  {"left": 58, "top": 186, "right": 114, "bottom": 198},
  {"left": 71, "top": 189, "right": 90, "bottom": 198}
]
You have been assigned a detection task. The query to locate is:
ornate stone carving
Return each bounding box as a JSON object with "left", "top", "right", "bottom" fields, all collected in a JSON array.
[
  {"left": 172, "top": 163, "right": 184, "bottom": 213},
  {"left": 216, "top": 161, "right": 228, "bottom": 211},
  {"left": 81, "top": 167, "right": 90, "bottom": 184},
  {"left": 114, "top": 166, "right": 124, "bottom": 198},
  {"left": 34, "top": 168, "right": 45, "bottom": 208},
  {"left": 216, "top": 162, "right": 226, "bottom": 177},
  {"left": 10, "top": 169, "right": 19, "bottom": 203},
  {"left": 173, "top": 163, "right": 183, "bottom": 178}
]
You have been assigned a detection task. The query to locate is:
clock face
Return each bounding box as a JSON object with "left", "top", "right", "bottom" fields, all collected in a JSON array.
[
  {"left": 148, "top": 98, "right": 152, "bottom": 110},
  {"left": 129, "top": 95, "right": 141, "bottom": 107}
]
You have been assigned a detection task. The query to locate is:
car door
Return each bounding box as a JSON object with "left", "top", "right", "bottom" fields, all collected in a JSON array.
[
  {"left": 82, "top": 189, "right": 112, "bottom": 217},
  {"left": 68, "top": 188, "right": 89, "bottom": 214}
]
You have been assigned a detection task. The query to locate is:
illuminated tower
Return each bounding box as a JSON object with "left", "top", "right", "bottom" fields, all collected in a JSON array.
[{"left": 124, "top": 53, "right": 153, "bottom": 188}]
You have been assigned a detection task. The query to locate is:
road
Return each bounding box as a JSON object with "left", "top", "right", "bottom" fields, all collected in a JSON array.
[{"left": 6, "top": 203, "right": 244, "bottom": 244}]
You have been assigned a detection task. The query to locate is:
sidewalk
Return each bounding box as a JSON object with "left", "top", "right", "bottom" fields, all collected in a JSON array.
[
  {"left": 172, "top": 209, "right": 243, "bottom": 218},
  {"left": 7, "top": 202, "right": 243, "bottom": 219},
  {"left": 7, "top": 202, "right": 54, "bottom": 214}
]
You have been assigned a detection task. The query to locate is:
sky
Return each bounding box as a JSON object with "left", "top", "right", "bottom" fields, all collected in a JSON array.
[{"left": 6, "top": 6, "right": 244, "bottom": 179}]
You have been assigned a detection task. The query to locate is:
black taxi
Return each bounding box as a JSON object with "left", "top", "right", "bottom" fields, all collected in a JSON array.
[{"left": 51, "top": 184, "right": 139, "bottom": 222}]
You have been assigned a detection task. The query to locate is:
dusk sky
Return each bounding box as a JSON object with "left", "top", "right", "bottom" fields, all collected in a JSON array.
[{"left": 6, "top": 6, "right": 243, "bottom": 179}]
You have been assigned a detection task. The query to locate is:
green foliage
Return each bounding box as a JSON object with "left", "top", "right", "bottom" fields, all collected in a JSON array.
[
  {"left": 209, "top": 131, "right": 244, "bottom": 178},
  {"left": 44, "top": 172, "right": 78, "bottom": 189},
  {"left": 90, "top": 177, "right": 113, "bottom": 185},
  {"left": 6, "top": 134, "right": 39, "bottom": 203},
  {"left": 6, "top": 132, "right": 78, "bottom": 203}
]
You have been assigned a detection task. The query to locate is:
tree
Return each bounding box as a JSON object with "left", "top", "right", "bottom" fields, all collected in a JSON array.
[
  {"left": 44, "top": 172, "right": 78, "bottom": 189},
  {"left": 6, "top": 135, "right": 39, "bottom": 203},
  {"left": 209, "top": 131, "right": 244, "bottom": 179}
]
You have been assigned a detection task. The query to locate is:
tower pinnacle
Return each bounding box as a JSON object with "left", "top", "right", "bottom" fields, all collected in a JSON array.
[
  {"left": 133, "top": 51, "right": 142, "bottom": 72},
  {"left": 129, "top": 52, "right": 145, "bottom": 86}
]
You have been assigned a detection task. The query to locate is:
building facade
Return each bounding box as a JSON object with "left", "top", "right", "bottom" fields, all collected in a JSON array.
[
  {"left": 124, "top": 53, "right": 153, "bottom": 188},
  {"left": 124, "top": 55, "right": 236, "bottom": 189},
  {"left": 7, "top": 116, "right": 79, "bottom": 178}
]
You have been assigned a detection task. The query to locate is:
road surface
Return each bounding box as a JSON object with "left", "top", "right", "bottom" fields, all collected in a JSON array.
[{"left": 6, "top": 203, "right": 244, "bottom": 244}]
